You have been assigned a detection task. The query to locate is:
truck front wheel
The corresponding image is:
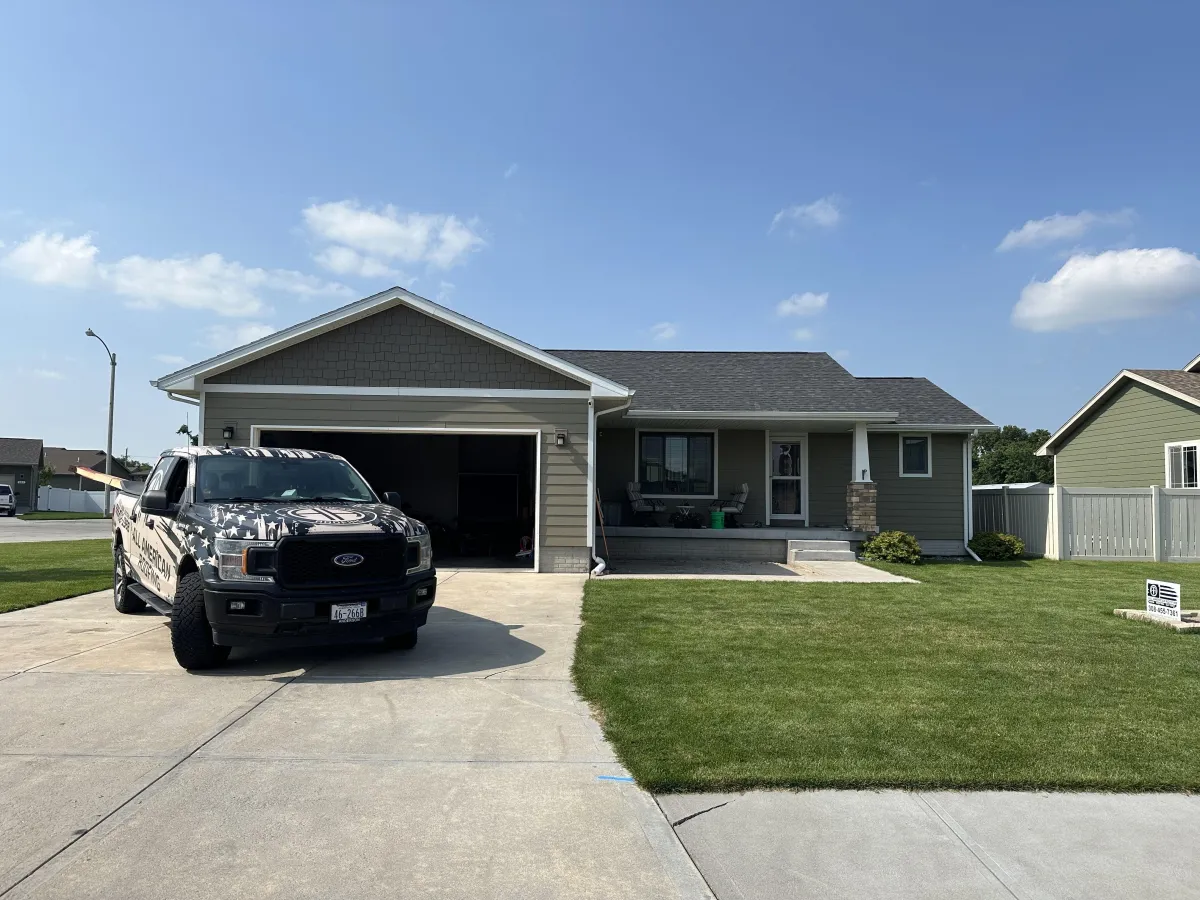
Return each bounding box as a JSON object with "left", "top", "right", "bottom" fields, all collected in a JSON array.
[
  {"left": 382, "top": 630, "right": 418, "bottom": 651},
  {"left": 170, "top": 572, "right": 231, "bottom": 670}
]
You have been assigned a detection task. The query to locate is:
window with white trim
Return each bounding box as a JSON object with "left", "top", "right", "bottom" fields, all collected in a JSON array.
[
  {"left": 638, "top": 432, "right": 714, "bottom": 496},
  {"left": 899, "top": 434, "right": 932, "bottom": 477},
  {"left": 1167, "top": 441, "right": 1200, "bottom": 488}
]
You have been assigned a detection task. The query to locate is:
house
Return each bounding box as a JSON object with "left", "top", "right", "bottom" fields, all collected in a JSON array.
[
  {"left": 1037, "top": 355, "right": 1200, "bottom": 488},
  {"left": 0, "top": 437, "right": 43, "bottom": 512},
  {"left": 42, "top": 448, "right": 135, "bottom": 491},
  {"left": 152, "top": 287, "right": 994, "bottom": 571}
]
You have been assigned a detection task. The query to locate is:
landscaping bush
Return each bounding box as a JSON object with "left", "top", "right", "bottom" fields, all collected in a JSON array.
[
  {"left": 969, "top": 531, "right": 1025, "bottom": 561},
  {"left": 859, "top": 530, "right": 922, "bottom": 564}
]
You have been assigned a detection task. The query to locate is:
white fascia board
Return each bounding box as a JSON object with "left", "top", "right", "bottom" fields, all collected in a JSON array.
[
  {"left": 201, "top": 384, "right": 591, "bottom": 399},
  {"left": 153, "top": 286, "right": 633, "bottom": 398},
  {"left": 623, "top": 409, "right": 899, "bottom": 421},
  {"left": 868, "top": 423, "right": 997, "bottom": 433},
  {"left": 1036, "top": 370, "right": 1200, "bottom": 456},
  {"left": 1185, "top": 352, "right": 1200, "bottom": 373}
]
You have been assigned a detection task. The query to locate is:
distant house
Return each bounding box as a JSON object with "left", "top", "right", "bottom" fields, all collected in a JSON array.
[
  {"left": 1037, "top": 354, "right": 1200, "bottom": 488},
  {"left": 0, "top": 437, "right": 43, "bottom": 511},
  {"left": 43, "top": 448, "right": 135, "bottom": 490}
]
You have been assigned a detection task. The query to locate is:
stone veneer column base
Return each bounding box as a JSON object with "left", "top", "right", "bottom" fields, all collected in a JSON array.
[
  {"left": 542, "top": 547, "right": 593, "bottom": 573},
  {"left": 846, "top": 482, "right": 879, "bottom": 533}
]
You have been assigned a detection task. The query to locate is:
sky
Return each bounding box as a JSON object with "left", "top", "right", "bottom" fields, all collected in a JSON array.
[{"left": 3, "top": 1, "right": 1199, "bottom": 461}]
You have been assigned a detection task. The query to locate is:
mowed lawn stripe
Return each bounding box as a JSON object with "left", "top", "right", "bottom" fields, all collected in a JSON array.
[
  {"left": 572, "top": 560, "right": 1200, "bottom": 792},
  {"left": 0, "top": 539, "right": 113, "bottom": 613}
]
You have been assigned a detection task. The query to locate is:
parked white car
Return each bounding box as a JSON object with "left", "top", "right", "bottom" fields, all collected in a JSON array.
[{"left": 0, "top": 484, "right": 15, "bottom": 516}]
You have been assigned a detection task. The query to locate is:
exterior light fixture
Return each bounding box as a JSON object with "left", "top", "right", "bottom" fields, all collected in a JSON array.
[
  {"left": 222, "top": 425, "right": 236, "bottom": 441},
  {"left": 555, "top": 430, "right": 568, "bottom": 448}
]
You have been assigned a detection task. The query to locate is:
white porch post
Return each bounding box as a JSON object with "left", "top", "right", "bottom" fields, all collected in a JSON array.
[{"left": 852, "top": 421, "right": 872, "bottom": 483}]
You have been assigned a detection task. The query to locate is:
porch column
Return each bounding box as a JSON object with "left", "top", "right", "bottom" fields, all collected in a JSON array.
[{"left": 846, "top": 422, "right": 878, "bottom": 533}]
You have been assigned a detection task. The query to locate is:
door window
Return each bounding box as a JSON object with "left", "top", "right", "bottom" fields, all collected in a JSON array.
[{"left": 770, "top": 440, "right": 804, "bottom": 518}]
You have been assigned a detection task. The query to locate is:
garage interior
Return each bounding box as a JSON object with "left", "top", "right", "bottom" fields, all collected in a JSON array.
[{"left": 259, "top": 431, "right": 537, "bottom": 569}]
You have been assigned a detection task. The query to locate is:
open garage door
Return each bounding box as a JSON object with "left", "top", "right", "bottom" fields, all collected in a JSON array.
[{"left": 259, "top": 430, "right": 537, "bottom": 569}]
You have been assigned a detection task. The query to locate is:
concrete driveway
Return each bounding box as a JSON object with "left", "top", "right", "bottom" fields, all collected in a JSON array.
[
  {"left": 0, "top": 571, "right": 710, "bottom": 900},
  {"left": 0, "top": 517, "right": 113, "bottom": 543}
]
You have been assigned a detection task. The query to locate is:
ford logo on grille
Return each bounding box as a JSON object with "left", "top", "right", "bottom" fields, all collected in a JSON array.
[{"left": 332, "top": 553, "right": 365, "bottom": 567}]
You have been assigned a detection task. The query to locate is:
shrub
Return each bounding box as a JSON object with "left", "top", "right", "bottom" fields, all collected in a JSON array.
[
  {"left": 859, "top": 530, "right": 922, "bottom": 564},
  {"left": 969, "top": 531, "right": 1025, "bottom": 561}
]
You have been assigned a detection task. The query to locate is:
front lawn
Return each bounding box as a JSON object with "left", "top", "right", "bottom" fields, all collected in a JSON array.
[
  {"left": 19, "top": 511, "right": 107, "bottom": 520},
  {"left": 573, "top": 560, "right": 1200, "bottom": 793},
  {"left": 0, "top": 540, "right": 113, "bottom": 613}
]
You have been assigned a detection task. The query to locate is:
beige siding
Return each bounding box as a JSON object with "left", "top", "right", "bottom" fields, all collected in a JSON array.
[
  {"left": 202, "top": 392, "right": 589, "bottom": 549},
  {"left": 808, "top": 432, "right": 852, "bottom": 527},
  {"left": 871, "top": 433, "right": 965, "bottom": 541},
  {"left": 1055, "top": 382, "right": 1200, "bottom": 487}
]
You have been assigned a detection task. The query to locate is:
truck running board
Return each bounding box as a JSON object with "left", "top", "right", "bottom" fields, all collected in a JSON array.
[{"left": 127, "top": 582, "right": 172, "bottom": 616}]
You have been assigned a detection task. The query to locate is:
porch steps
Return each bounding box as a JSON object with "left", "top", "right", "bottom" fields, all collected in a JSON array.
[{"left": 787, "top": 539, "right": 857, "bottom": 563}]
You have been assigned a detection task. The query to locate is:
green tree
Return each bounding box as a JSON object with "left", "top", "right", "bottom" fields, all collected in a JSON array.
[
  {"left": 38, "top": 464, "right": 55, "bottom": 487},
  {"left": 972, "top": 425, "right": 1053, "bottom": 485},
  {"left": 176, "top": 424, "right": 199, "bottom": 446}
]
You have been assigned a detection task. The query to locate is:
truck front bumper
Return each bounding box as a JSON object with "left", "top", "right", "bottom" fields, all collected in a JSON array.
[{"left": 202, "top": 573, "right": 437, "bottom": 648}]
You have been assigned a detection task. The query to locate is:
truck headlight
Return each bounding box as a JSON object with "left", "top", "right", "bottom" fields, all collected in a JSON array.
[
  {"left": 215, "top": 539, "right": 276, "bottom": 582},
  {"left": 407, "top": 534, "right": 432, "bottom": 574}
]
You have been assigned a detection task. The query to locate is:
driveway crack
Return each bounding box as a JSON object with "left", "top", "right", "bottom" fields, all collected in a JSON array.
[{"left": 670, "top": 799, "right": 732, "bottom": 828}]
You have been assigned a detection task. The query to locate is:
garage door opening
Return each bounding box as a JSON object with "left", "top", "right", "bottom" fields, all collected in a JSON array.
[{"left": 259, "top": 430, "right": 537, "bottom": 569}]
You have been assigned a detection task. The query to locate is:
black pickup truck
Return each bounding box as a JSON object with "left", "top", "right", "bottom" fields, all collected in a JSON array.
[{"left": 110, "top": 446, "right": 436, "bottom": 669}]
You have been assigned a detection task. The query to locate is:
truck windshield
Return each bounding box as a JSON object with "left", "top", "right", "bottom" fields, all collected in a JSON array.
[{"left": 196, "top": 456, "right": 377, "bottom": 504}]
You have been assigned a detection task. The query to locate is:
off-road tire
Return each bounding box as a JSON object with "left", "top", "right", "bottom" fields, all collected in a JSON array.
[
  {"left": 170, "top": 572, "right": 230, "bottom": 670},
  {"left": 383, "top": 630, "right": 419, "bottom": 651},
  {"left": 112, "top": 545, "right": 146, "bottom": 614}
]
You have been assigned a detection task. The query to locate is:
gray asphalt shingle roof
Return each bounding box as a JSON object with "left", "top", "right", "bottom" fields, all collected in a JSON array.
[
  {"left": 0, "top": 437, "right": 44, "bottom": 467},
  {"left": 1128, "top": 370, "right": 1200, "bottom": 404},
  {"left": 547, "top": 350, "right": 991, "bottom": 426}
]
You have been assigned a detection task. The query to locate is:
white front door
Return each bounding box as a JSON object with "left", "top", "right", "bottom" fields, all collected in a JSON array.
[{"left": 769, "top": 437, "right": 807, "bottom": 523}]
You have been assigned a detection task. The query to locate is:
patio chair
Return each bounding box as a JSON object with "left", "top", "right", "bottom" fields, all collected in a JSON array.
[
  {"left": 710, "top": 483, "right": 749, "bottom": 527},
  {"left": 626, "top": 482, "right": 666, "bottom": 525}
]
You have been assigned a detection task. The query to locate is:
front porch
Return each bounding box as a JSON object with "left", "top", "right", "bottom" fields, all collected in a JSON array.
[{"left": 599, "top": 525, "right": 870, "bottom": 565}]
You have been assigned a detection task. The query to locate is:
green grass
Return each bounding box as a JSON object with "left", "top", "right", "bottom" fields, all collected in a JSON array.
[
  {"left": 18, "top": 511, "right": 107, "bottom": 520},
  {"left": 0, "top": 540, "right": 113, "bottom": 613},
  {"left": 573, "top": 560, "right": 1200, "bottom": 793}
]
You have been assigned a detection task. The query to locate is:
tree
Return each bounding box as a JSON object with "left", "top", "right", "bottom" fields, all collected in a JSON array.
[
  {"left": 38, "top": 464, "right": 55, "bottom": 487},
  {"left": 177, "top": 424, "right": 199, "bottom": 446},
  {"left": 972, "top": 425, "right": 1053, "bottom": 485},
  {"left": 115, "top": 449, "right": 152, "bottom": 473}
]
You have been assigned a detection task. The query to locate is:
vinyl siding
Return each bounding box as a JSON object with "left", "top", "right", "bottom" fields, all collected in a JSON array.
[
  {"left": 1055, "top": 382, "right": 1200, "bottom": 487},
  {"left": 871, "top": 433, "right": 965, "bottom": 541},
  {"left": 202, "top": 392, "right": 589, "bottom": 548},
  {"left": 0, "top": 465, "right": 36, "bottom": 509},
  {"left": 808, "top": 432, "right": 852, "bottom": 527}
]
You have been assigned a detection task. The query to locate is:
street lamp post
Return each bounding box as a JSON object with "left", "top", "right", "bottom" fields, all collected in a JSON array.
[{"left": 85, "top": 329, "right": 116, "bottom": 516}]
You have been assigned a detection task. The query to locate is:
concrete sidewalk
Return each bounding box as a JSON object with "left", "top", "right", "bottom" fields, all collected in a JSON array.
[
  {"left": 0, "top": 573, "right": 711, "bottom": 899},
  {"left": 0, "top": 517, "right": 113, "bottom": 543},
  {"left": 659, "top": 789, "right": 1200, "bottom": 900}
]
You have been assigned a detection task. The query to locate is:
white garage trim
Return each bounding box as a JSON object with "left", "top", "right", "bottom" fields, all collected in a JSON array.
[
  {"left": 203, "top": 384, "right": 591, "bottom": 399},
  {"left": 249, "top": 424, "right": 544, "bottom": 573}
]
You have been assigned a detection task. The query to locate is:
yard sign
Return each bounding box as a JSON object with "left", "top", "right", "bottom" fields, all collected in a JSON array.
[{"left": 1146, "top": 579, "right": 1182, "bottom": 621}]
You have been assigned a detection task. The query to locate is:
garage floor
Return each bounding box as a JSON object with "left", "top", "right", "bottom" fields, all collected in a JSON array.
[{"left": 0, "top": 573, "right": 710, "bottom": 900}]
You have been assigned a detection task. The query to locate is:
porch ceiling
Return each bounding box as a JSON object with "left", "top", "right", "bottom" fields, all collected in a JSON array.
[{"left": 603, "top": 414, "right": 879, "bottom": 431}]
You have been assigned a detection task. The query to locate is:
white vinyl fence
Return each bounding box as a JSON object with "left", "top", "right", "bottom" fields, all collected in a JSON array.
[
  {"left": 37, "top": 486, "right": 107, "bottom": 514},
  {"left": 973, "top": 484, "right": 1200, "bottom": 562}
]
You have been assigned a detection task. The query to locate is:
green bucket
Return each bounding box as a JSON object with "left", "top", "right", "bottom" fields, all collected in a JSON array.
[{"left": 710, "top": 509, "right": 725, "bottom": 529}]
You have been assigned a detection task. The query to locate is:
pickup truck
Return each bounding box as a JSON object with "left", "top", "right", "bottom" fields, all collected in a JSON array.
[{"left": 109, "top": 446, "right": 436, "bottom": 670}]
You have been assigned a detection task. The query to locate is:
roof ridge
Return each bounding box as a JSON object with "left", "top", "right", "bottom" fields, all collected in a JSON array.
[{"left": 547, "top": 349, "right": 833, "bottom": 355}]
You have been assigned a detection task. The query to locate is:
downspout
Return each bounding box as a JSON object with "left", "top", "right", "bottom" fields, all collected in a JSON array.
[
  {"left": 964, "top": 430, "right": 982, "bottom": 562},
  {"left": 590, "top": 397, "right": 633, "bottom": 576}
]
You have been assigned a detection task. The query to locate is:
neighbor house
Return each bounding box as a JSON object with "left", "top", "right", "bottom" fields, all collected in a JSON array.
[
  {"left": 43, "top": 448, "right": 135, "bottom": 491},
  {"left": 0, "top": 437, "right": 43, "bottom": 512},
  {"left": 152, "top": 288, "right": 994, "bottom": 571},
  {"left": 1037, "top": 355, "right": 1200, "bottom": 489}
]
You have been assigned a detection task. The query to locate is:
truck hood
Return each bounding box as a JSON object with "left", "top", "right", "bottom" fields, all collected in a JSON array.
[{"left": 196, "top": 501, "right": 428, "bottom": 542}]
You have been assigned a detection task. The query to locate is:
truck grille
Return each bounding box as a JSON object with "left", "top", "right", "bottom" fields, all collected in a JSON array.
[{"left": 276, "top": 536, "right": 410, "bottom": 588}]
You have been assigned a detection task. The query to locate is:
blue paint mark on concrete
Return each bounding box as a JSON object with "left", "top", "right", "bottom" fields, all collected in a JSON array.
[{"left": 596, "top": 775, "right": 635, "bottom": 782}]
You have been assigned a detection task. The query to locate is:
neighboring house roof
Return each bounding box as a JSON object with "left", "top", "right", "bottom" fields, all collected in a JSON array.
[
  {"left": 43, "top": 448, "right": 133, "bottom": 479},
  {"left": 549, "top": 351, "right": 992, "bottom": 426},
  {"left": 0, "top": 437, "right": 44, "bottom": 467},
  {"left": 1038, "top": 368, "right": 1200, "bottom": 455}
]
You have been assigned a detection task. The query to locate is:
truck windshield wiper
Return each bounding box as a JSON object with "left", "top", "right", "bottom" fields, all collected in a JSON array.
[
  {"left": 303, "top": 496, "right": 370, "bottom": 503},
  {"left": 204, "top": 496, "right": 265, "bottom": 503}
]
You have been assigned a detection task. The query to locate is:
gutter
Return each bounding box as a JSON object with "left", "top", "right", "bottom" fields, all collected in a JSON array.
[
  {"left": 964, "top": 429, "right": 982, "bottom": 561},
  {"left": 590, "top": 397, "right": 633, "bottom": 576}
]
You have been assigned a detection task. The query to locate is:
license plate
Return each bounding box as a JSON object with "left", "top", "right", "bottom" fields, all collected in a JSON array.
[{"left": 330, "top": 602, "right": 367, "bottom": 623}]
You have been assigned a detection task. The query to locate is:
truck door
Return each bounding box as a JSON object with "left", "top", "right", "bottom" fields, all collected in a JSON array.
[{"left": 129, "top": 456, "right": 180, "bottom": 599}]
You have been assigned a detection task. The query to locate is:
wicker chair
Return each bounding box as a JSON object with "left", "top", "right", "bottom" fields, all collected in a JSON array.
[
  {"left": 710, "top": 483, "right": 749, "bottom": 527},
  {"left": 626, "top": 482, "right": 666, "bottom": 525}
]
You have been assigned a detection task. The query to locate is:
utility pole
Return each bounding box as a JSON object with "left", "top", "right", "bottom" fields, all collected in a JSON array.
[{"left": 86, "top": 329, "right": 116, "bottom": 516}]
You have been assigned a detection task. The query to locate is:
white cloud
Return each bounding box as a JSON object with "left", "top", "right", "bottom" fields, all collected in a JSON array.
[
  {"left": 504, "top": 163, "right": 518, "bottom": 179},
  {"left": 436, "top": 281, "right": 455, "bottom": 304},
  {"left": 0, "top": 232, "right": 351, "bottom": 317},
  {"left": 303, "top": 200, "right": 485, "bottom": 274},
  {"left": 650, "top": 322, "right": 677, "bottom": 341},
  {"left": 154, "top": 354, "right": 188, "bottom": 366},
  {"left": 997, "top": 209, "right": 1135, "bottom": 252},
  {"left": 833, "top": 349, "right": 851, "bottom": 361},
  {"left": 202, "top": 321, "right": 276, "bottom": 350},
  {"left": 776, "top": 291, "right": 828, "bottom": 317},
  {"left": 1011, "top": 248, "right": 1200, "bottom": 332},
  {"left": 0, "top": 232, "right": 99, "bottom": 287},
  {"left": 770, "top": 195, "right": 842, "bottom": 233},
  {"left": 31, "top": 368, "right": 65, "bottom": 380},
  {"left": 313, "top": 245, "right": 402, "bottom": 279},
  {"left": 792, "top": 327, "right": 816, "bottom": 343}
]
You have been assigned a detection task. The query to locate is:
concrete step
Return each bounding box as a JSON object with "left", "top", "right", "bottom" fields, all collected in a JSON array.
[
  {"left": 789, "top": 549, "right": 858, "bottom": 562},
  {"left": 787, "top": 540, "right": 853, "bottom": 552}
]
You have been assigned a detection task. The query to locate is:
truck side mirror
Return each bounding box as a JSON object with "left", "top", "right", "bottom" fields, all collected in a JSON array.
[
  {"left": 383, "top": 491, "right": 402, "bottom": 510},
  {"left": 141, "top": 489, "right": 171, "bottom": 514}
]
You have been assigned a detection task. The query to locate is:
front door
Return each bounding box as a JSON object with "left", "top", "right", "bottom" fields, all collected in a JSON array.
[{"left": 769, "top": 437, "right": 806, "bottom": 524}]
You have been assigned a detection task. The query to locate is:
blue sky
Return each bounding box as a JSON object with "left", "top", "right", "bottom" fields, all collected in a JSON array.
[{"left": 3, "top": 1, "right": 1199, "bottom": 460}]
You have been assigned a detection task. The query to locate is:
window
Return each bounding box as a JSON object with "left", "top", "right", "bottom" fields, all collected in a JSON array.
[
  {"left": 770, "top": 439, "right": 805, "bottom": 519},
  {"left": 1167, "top": 442, "right": 1200, "bottom": 488},
  {"left": 638, "top": 432, "right": 714, "bottom": 496},
  {"left": 899, "top": 434, "right": 932, "bottom": 477},
  {"left": 195, "top": 455, "right": 377, "bottom": 504}
]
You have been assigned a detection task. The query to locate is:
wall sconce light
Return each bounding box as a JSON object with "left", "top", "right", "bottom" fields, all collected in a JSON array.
[
  {"left": 555, "top": 430, "right": 568, "bottom": 448},
  {"left": 222, "top": 425, "right": 236, "bottom": 441}
]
